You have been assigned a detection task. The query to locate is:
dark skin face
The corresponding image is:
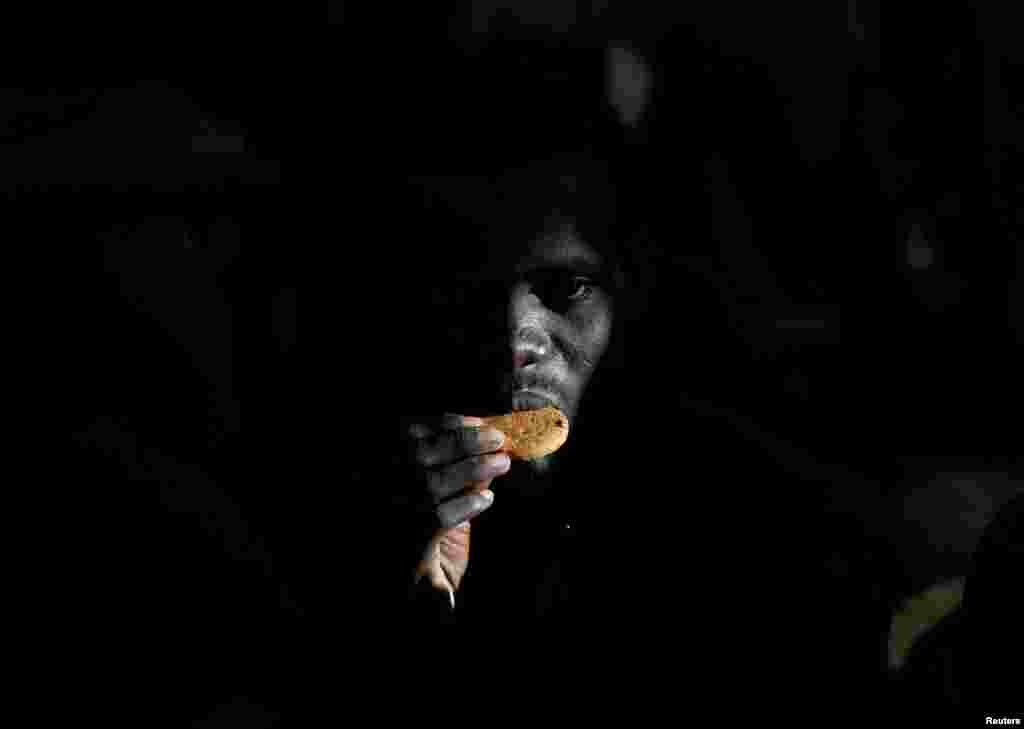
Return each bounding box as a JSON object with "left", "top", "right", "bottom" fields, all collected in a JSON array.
[
  {"left": 405, "top": 220, "right": 617, "bottom": 598},
  {"left": 484, "top": 221, "right": 616, "bottom": 473}
]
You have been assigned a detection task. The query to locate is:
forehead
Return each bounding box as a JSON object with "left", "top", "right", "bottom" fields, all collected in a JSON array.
[
  {"left": 518, "top": 230, "right": 604, "bottom": 272},
  {"left": 485, "top": 225, "right": 605, "bottom": 280}
]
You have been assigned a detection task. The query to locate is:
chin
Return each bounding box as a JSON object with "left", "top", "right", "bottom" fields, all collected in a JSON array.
[
  {"left": 525, "top": 454, "right": 556, "bottom": 475},
  {"left": 505, "top": 453, "right": 559, "bottom": 492}
]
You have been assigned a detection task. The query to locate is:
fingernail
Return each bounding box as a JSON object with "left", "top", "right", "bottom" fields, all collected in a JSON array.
[
  {"left": 481, "top": 489, "right": 495, "bottom": 502},
  {"left": 483, "top": 454, "right": 510, "bottom": 474},
  {"left": 462, "top": 416, "right": 485, "bottom": 427},
  {"left": 481, "top": 428, "right": 505, "bottom": 448}
]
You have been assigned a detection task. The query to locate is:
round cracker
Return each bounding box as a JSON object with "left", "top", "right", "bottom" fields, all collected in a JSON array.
[{"left": 480, "top": 407, "right": 570, "bottom": 460}]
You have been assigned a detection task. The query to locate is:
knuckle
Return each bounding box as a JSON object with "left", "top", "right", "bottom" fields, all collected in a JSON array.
[
  {"left": 406, "top": 421, "right": 431, "bottom": 440},
  {"left": 454, "top": 427, "right": 477, "bottom": 453},
  {"left": 468, "top": 458, "right": 489, "bottom": 481},
  {"left": 414, "top": 440, "right": 438, "bottom": 468},
  {"left": 468, "top": 456, "right": 487, "bottom": 480},
  {"left": 469, "top": 454, "right": 499, "bottom": 480},
  {"left": 437, "top": 506, "right": 458, "bottom": 530},
  {"left": 425, "top": 469, "right": 444, "bottom": 497},
  {"left": 440, "top": 413, "right": 463, "bottom": 430}
]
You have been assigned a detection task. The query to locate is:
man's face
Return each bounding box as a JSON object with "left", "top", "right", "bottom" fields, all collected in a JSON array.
[{"left": 479, "top": 222, "right": 615, "bottom": 471}]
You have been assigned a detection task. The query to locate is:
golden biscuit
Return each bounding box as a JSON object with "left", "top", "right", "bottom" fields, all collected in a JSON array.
[{"left": 481, "top": 407, "right": 569, "bottom": 460}]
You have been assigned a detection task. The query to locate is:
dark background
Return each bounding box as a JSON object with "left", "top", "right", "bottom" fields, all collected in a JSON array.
[
  {"left": 26, "top": 74, "right": 299, "bottom": 722},
  {"left": 370, "top": 0, "right": 1022, "bottom": 587},
  {"left": 34, "top": 1, "right": 1020, "bottom": 721},
  {"left": 364, "top": 5, "right": 1021, "bottom": 713}
]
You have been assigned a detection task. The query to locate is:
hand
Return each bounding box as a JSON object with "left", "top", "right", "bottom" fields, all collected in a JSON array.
[{"left": 403, "top": 413, "right": 511, "bottom": 601}]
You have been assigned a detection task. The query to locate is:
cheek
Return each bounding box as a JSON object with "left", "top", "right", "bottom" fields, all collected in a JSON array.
[{"left": 570, "top": 303, "right": 614, "bottom": 363}]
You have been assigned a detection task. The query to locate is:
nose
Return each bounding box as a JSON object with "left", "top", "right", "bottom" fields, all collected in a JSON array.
[
  {"left": 509, "top": 281, "right": 546, "bottom": 330},
  {"left": 509, "top": 284, "right": 553, "bottom": 369},
  {"left": 511, "top": 329, "right": 552, "bottom": 371},
  {"left": 512, "top": 348, "right": 538, "bottom": 369}
]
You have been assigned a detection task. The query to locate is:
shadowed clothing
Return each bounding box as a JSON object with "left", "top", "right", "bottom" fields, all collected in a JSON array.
[{"left": 388, "top": 387, "right": 899, "bottom": 713}]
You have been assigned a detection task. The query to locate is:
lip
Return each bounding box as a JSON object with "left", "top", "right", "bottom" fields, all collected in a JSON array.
[{"left": 510, "top": 389, "right": 562, "bottom": 413}]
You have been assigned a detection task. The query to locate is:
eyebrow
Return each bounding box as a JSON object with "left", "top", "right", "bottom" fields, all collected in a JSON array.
[{"left": 514, "top": 252, "right": 605, "bottom": 277}]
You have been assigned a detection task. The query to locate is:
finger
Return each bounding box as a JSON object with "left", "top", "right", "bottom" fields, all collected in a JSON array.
[
  {"left": 427, "top": 468, "right": 497, "bottom": 507},
  {"left": 434, "top": 483, "right": 488, "bottom": 521},
  {"left": 427, "top": 454, "right": 510, "bottom": 503},
  {"left": 437, "top": 524, "right": 472, "bottom": 573},
  {"left": 438, "top": 522, "right": 471, "bottom": 560},
  {"left": 414, "top": 426, "right": 505, "bottom": 468},
  {"left": 405, "top": 413, "right": 485, "bottom": 441},
  {"left": 437, "top": 489, "right": 495, "bottom": 529}
]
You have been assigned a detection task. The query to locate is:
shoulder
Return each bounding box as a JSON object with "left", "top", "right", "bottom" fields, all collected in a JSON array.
[
  {"left": 952, "top": 493, "right": 1024, "bottom": 708},
  {"left": 974, "top": 492, "right": 1024, "bottom": 563},
  {"left": 964, "top": 492, "right": 1024, "bottom": 618}
]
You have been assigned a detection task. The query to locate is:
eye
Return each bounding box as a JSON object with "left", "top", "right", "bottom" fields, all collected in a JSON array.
[
  {"left": 520, "top": 270, "right": 600, "bottom": 312},
  {"left": 567, "top": 276, "right": 595, "bottom": 302}
]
